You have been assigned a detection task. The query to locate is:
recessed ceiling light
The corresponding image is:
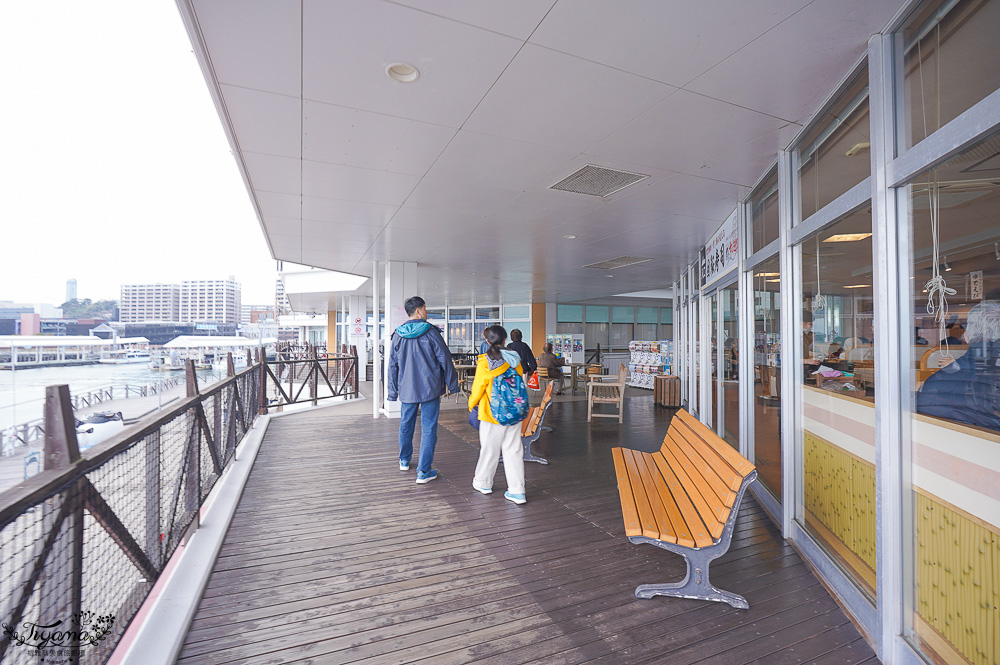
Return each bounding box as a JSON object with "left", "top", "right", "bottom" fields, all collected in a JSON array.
[
  {"left": 385, "top": 62, "right": 419, "bottom": 83},
  {"left": 606, "top": 274, "right": 614, "bottom": 278},
  {"left": 823, "top": 233, "right": 872, "bottom": 242},
  {"left": 844, "top": 284, "right": 870, "bottom": 289},
  {"left": 553, "top": 291, "right": 561, "bottom": 294},
  {"left": 766, "top": 279, "right": 780, "bottom": 283},
  {"left": 563, "top": 234, "right": 577, "bottom": 239},
  {"left": 755, "top": 272, "right": 779, "bottom": 277},
  {"left": 468, "top": 272, "right": 477, "bottom": 275}
]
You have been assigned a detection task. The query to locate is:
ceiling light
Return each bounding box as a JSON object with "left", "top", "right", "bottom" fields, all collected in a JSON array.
[
  {"left": 942, "top": 257, "right": 952, "bottom": 271},
  {"left": 553, "top": 291, "right": 561, "bottom": 295},
  {"left": 823, "top": 233, "right": 872, "bottom": 242},
  {"left": 606, "top": 274, "right": 614, "bottom": 278},
  {"left": 844, "top": 284, "right": 870, "bottom": 289},
  {"left": 995, "top": 242, "right": 1000, "bottom": 261},
  {"left": 766, "top": 279, "right": 780, "bottom": 283},
  {"left": 563, "top": 234, "right": 577, "bottom": 239},
  {"left": 755, "top": 272, "right": 779, "bottom": 278},
  {"left": 468, "top": 272, "right": 477, "bottom": 276},
  {"left": 385, "top": 62, "right": 419, "bottom": 83}
]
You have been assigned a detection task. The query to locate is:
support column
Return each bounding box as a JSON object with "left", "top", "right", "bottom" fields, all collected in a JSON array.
[
  {"left": 531, "top": 303, "right": 547, "bottom": 355},
  {"left": 372, "top": 260, "right": 381, "bottom": 419},
  {"left": 382, "top": 261, "right": 417, "bottom": 419},
  {"left": 348, "top": 295, "right": 368, "bottom": 366}
]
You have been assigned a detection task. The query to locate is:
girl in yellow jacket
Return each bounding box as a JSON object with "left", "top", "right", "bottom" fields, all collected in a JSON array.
[{"left": 468, "top": 325, "right": 527, "bottom": 504}]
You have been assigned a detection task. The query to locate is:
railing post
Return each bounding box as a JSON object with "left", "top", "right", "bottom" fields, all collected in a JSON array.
[
  {"left": 351, "top": 345, "right": 359, "bottom": 397},
  {"left": 310, "top": 346, "right": 318, "bottom": 406},
  {"left": 259, "top": 361, "right": 268, "bottom": 415},
  {"left": 184, "top": 360, "right": 200, "bottom": 533},
  {"left": 145, "top": 429, "right": 161, "bottom": 569},
  {"left": 40, "top": 385, "right": 84, "bottom": 655},
  {"left": 226, "top": 352, "right": 235, "bottom": 377}
]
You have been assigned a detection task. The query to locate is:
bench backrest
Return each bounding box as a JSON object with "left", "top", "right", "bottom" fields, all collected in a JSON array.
[
  {"left": 660, "top": 409, "right": 756, "bottom": 540},
  {"left": 522, "top": 382, "right": 554, "bottom": 437},
  {"left": 616, "top": 362, "right": 627, "bottom": 384}
]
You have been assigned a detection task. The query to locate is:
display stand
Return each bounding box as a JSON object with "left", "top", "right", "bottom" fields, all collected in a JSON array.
[{"left": 627, "top": 340, "right": 673, "bottom": 389}]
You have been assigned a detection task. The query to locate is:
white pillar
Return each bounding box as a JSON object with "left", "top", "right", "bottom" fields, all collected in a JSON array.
[
  {"left": 348, "top": 295, "right": 367, "bottom": 365},
  {"left": 382, "top": 261, "right": 417, "bottom": 419},
  {"left": 372, "top": 260, "right": 380, "bottom": 419}
]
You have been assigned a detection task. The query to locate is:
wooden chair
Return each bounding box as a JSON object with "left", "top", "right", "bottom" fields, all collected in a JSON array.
[
  {"left": 588, "top": 362, "right": 627, "bottom": 423},
  {"left": 917, "top": 345, "right": 968, "bottom": 384},
  {"left": 611, "top": 408, "right": 757, "bottom": 608}
]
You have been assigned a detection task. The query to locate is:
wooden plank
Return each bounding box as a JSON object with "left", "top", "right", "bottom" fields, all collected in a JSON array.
[
  {"left": 655, "top": 442, "right": 725, "bottom": 541},
  {"left": 610, "top": 448, "right": 642, "bottom": 537},
  {"left": 668, "top": 422, "right": 742, "bottom": 494},
  {"left": 675, "top": 408, "right": 755, "bottom": 476},
  {"left": 649, "top": 450, "right": 711, "bottom": 547},
  {"left": 632, "top": 451, "right": 679, "bottom": 544},
  {"left": 664, "top": 428, "right": 737, "bottom": 518},
  {"left": 619, "top": 449, "right": 660, "bottom": 539}
]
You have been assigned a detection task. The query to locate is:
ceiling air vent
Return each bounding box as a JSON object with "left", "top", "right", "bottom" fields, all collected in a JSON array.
[
  {"left": 549, "top": 164, "right": 649, "bottom": 197},
  {"left": 583, "top": 256, "right": 654, "bottom": 271}
]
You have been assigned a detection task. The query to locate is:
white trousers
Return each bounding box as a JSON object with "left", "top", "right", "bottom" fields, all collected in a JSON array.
[{"left": 474, "top": 421, "right": 525, "bottom": 494}]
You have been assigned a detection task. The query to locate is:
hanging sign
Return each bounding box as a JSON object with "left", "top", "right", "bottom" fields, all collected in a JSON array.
[
  {"left": 701, "top": 214, "right": 739, "bottom": 287},
  {"left": 970, "top": 270, "right": 984, "bottom": 300}
]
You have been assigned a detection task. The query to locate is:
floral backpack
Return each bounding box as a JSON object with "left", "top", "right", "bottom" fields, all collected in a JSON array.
[{"left": 489, "top": 364, "right": 530, "bottom": 426}]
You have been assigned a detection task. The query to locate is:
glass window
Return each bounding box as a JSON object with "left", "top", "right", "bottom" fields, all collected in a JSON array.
[
  {"left": 475, "top": 306, "right": 500, "bottom": 320},
  {"left": 636, "top": 323, "right": 657, "bottom": 340},
  {"left": 752, "top": 257, "right": 782, "bottom": 499},
  {"left": 449, "top": 308, "right": 471, "bottom": 320},
  {"left": 426, "top": 308, "right": 445, "bottom": 321},
  {"left": 721, "top": 285, "right": 739, "bottom": 449},
  {"left": 749, "top": 169, "right": 779, "bottom": 254},
  {"left": 586, "top": 305, "right": 609, "bottom": 323},
  {"left": 612, "top": 306, "right": 635, "bottom": 323},
  {"left": 503, "top": 305, "right": 530, "bottom": 319},
  {"left": 660, "top": 307, "right": 673, "bottom": 324},
  {"left": 557, "top": 304, "right": 583, "bottom": 322},
  {"left": 448, "top": 321, "right": 472, "bottom": 352},
  {"left": 904, "top": 130, "right": 1000, "bottom": 665},
  {"left": 799, "top": 206, "right": 877, "bottom": 602},
  {"left": 586, "top": 322, "right": 609, "bottom": 350},
  {"left": 899, "top": 0, "right": 1000, "bottom": 151},
  {"left": 637, "top": 307, "right": 658, "bottom": 324},
  {"left": 611, "top": 323, "right": 633, "bottom": 349},
  {"left": 794, "top": 68, "right": 870, "bottom": 222}
]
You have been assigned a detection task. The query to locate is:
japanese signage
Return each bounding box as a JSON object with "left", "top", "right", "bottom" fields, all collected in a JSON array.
[{"left": 701, "top": 214, "right": 739, "bottom": 287}]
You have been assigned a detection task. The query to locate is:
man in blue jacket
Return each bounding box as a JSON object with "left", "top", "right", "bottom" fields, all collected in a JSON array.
[{"left": 388, "top": 296, "right": 459, "bottom": 483}]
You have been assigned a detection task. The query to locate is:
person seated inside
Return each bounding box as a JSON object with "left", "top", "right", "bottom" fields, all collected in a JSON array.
[
  {"left": 939, "top": 321, "right": 966, "bottom": 346},
  {"left": 537, "top": 343, "right": 566, "bottom": 394},
  {"left": 917, "top": 301, "right": 1000, "bottom": 433}
]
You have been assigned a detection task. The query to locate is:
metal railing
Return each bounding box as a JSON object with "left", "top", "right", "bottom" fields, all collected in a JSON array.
[
  {"left": 260, "top": 347, "right": 359, "bottom": 411},
  {"left": 0, "top": 362, "right": 261, "bottom": 664}
]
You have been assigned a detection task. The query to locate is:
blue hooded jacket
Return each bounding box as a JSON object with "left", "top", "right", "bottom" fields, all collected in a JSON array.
[{"left": 388, "top": 320, "right": 459, "bottom": 403}]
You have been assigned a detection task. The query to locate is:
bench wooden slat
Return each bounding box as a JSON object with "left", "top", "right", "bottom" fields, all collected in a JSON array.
[
  {"left": 670, "top": 425, "right": 742, "bottom": 495},
  {"left": 634, "top": 451, "right": 687, "bottom": 546},
  {"left": 675, "top": 409, "right": 755, "bottom": 477},
  {"left": 621, "top": 449, "right": 662, "bottom": 540},
  {"left": 665, "top": 429, "right": 738, "bottom": 513},
  {"left": 654, "top": 443, "right": 724, "bottom": 541},
  {"left": 650, "top": 450, "right": 713, "bottom": 547},
  {"left": 611, "top": 449, "right": 643, "bottom": 538}
]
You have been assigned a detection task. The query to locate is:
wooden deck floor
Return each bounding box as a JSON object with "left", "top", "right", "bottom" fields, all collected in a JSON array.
[{"left": 178, "top": 395, "right": 879, "bottom": 665}]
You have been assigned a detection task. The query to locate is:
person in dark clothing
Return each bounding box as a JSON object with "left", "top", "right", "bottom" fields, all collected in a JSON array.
[
  {"left": 917, "top": 301, "right": 1000, "bottom": 432},
  {"left": 537, "top": 342, "right": 566, "bottom": 394},
  {"left": 939, "top": 322, "right": 966, "bottom": 346},
  {"left": 388, "top": 296, "right": 459, "bottom": 483},
  {"left": 506, "top": 329, "right": 537, "bottom": 379}
]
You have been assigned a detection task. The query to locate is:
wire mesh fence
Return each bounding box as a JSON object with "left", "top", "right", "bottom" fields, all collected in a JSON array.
[
  {"left": 261, "top": 351, "right": 359, "bottom": 411},
  {"left": 0, "top": 364, "right": 261, "bottom": 665}
]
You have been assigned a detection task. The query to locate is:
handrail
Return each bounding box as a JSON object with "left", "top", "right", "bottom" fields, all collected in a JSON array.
[{"left": 0, "top": 363, "right": 262, "bottom": 663}]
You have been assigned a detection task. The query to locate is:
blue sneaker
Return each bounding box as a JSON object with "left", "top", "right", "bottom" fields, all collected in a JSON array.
[
  {"left": 504, "top": 491, "right": 526, "bottom": 505},
  {"left": 416, "top": 470, "right": 438, "bottom": 484},
  {"left": 473, "top": 484, "right": 492, "bottom": 495},
  {"left": 399, "top": 460, "right": 409, "bottom": 471}
]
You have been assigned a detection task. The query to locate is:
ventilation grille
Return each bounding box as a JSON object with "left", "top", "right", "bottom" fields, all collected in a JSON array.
[
  {"left": 549, "top": 164, "right": 649, "bottom": 197},
  {"left": 583, "top": 256, "right": 654, "bottom": 271}
]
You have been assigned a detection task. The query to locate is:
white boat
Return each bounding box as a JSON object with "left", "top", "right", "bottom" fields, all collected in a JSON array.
[
  {"left": 75, "top": 411, "right": 125, "bottom": 450},
  {"left": 99, "top": 350, "right": 152, "bottom": 365}
]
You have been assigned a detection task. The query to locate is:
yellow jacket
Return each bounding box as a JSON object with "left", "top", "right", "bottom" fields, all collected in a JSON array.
[{"left": 468, "top": 351, "right": 523, "bottom": 424}]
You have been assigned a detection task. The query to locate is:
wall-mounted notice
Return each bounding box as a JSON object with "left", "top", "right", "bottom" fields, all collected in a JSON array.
[{"left": 701, "top": 213, "right": 738, "bottom": 287}]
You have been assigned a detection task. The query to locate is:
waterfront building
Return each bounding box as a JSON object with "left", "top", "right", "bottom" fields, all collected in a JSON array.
[
  {"left": 119, "top": 283, "right": 180, "bottom": 323},
  {"left": 178, "top": 278, "right": 241, "bottom": 325}
]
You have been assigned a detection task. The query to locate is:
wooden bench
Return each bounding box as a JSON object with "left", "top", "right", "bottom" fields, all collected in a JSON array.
[
  {"left": 587, "top": 362, "right": 627, "bottom": 423},
  {"left": 611, "top": 408, "right": 758, "bottom": 608},
  {"left": 520, "top": 382, "right": 555, "bottom": 465}
]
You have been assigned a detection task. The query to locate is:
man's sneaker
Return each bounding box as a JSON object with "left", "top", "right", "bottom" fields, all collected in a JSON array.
[
  {"left": 399, "top": 460, "right": 409, "bottom": 471},
  {"left": 416, "top": 470, "right": 438, "bottom": 484},
  {"left": 504, "top": 491, "right": 527, "bottom": 505},
  {"left": 473, "top": 484, "right": 492, "bottom": 495}
]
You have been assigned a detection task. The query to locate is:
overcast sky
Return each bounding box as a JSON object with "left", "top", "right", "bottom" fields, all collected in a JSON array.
[{"left": 0, "top": 1, "right": 278, "bottom": 306}]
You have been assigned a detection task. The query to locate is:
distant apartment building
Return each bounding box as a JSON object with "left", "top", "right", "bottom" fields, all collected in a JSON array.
[
  {"left": 275, "top": 278, "right": 291, "bottom": 315},
  {"left": 65, "top": 278, "right": 77, "bottom": 302},
  {"left": 179, "top": 278, "right": 241, "bottom": 325},
  {"left": 119, "top": 284, "right": 180, "bottom": 322}
]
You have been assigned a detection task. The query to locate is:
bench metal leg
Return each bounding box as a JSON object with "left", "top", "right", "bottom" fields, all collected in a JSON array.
[
  {"left": 521, "top": 436, "right": 548, "bottom": 465},
  {"left": 540, "top": 426, "right": 553, "bottom": 432},
  {"left": 633, "top": 550, "right": 748, "bottom": 609}
]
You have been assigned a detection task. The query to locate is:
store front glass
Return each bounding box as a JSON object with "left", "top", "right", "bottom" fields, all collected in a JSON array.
[
  {"left": 749, "top": 170, "right": 779, "bottom": 254},
  {"left": 797, "top": 207, "right": 877, "bottom": 601},
  {"left": 710, "top": 294, "right": 719, "bottom": 428},
  {"left": 752, "top": 256, "right": 782, "bottom": 499},
  {"left": 903, "top": 129, "right": 1000, "bottom": 665},
  {"left": 721, "top": 285, "right": 739, "bottom": 449}
]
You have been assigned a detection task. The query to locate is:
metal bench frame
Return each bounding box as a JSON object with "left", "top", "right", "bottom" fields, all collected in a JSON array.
[
  {"left": 628, "top": 468, "right": 757, "bottom": 609},
  {"left": 521, "top": 397, "right": 555, "bottom": 465}
]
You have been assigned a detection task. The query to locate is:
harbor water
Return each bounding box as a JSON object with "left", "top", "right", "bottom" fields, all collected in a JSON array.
[{"left": 0, "top": 363, "right": 223, "bottom": 431}]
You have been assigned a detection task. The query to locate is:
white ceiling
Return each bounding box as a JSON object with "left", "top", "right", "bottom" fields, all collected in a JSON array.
[{"left": 177, "top": 0, "right": 902, "bottom": 310}]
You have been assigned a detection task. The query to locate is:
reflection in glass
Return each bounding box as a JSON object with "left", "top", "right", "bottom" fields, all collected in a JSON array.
[
  {"left": 710, "top": 294, "right": 718, "bottom": 430},
  {"left": 749, "top": 170, "right": 779, "bottom": 254},
  {"left": 799, "top": 207, "right": 877, "bottom": 601},
  {"left": 752, "top": 257, "right": 782, "bottom": 499},
  {"left": 900, "top": 0, "right": 1000, "bottom": 150},
  {"left": 721, "top": 286, "right": 739, "bottom": 449},
  {"left": 794, "top": 69, "right": 870, "bottom": 221},
  {"left": 904, "top": 130, "right": 1000, "bottom": 665}
]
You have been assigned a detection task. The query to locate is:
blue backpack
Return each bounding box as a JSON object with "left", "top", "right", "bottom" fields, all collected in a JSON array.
[{"left": 489, "top": 365, "right": 530, "bottom": 426}]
